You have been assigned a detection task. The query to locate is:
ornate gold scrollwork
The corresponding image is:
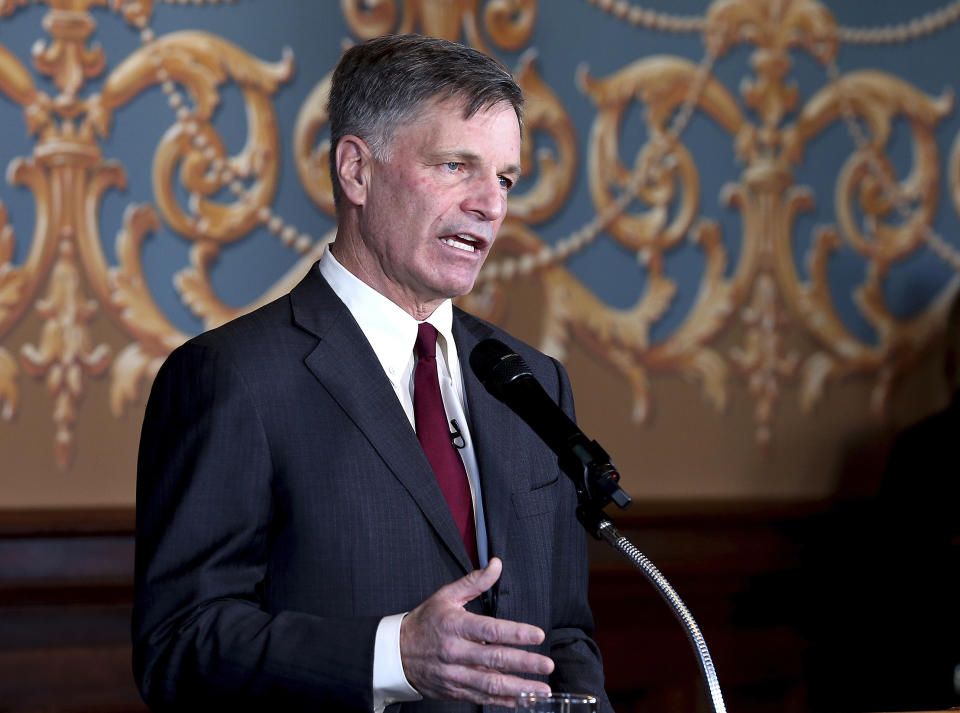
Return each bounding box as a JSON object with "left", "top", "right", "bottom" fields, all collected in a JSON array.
[
  {"left": 342, "top": 0, "right": 535, "bottom": 53},
  {"left": 293, "top": 71, "right": 335, "bottom": 218},
  {"left": 785, "top": 71, "right": 954, "bottom": 416},
  {"left": 483, "top": 0, "right": 537, "bottom": 50},
  {"left": 509, "top": 51, "right": 578, "bottom": 224},
  {"left": 0, "top": 3, "right": 295, "bottom": 466},
  {"left": 101, "top": 34, "right": 294, "bottom": 403},
  {"left": 4, "top": 0, "right": 960, "bottom": 466},
  {"left": 476, "top": 0, "right": 960, "bottom": 445},
  {"left": 526, "top": 55, "right": 747, "bottom": 426}
]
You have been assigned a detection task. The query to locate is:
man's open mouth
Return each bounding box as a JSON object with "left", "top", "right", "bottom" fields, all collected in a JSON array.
[{"left": 440, "top": 234, "right": 481, "bottom": 253}]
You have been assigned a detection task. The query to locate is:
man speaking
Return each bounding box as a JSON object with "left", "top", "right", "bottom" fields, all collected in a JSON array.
[{"left": 133, "top": 34, "right": 612, "bottom": 712}]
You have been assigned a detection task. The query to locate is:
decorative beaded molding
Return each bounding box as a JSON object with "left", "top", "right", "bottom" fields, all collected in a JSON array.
[{"left": 584, "top": 0, "right": 960, "bottom": 44}]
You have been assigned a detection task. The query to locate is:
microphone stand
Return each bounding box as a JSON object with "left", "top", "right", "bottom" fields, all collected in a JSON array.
[
  {"left": 571, "top": 459, "right": 727, "bottom": 713},
  {"left": 466, "top": 336, "right": 726, "bottom": 712}
]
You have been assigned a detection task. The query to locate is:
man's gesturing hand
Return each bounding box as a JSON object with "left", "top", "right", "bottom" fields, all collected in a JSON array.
[{"left": 400, "top": 557, "right": 554, "bottom": 707}]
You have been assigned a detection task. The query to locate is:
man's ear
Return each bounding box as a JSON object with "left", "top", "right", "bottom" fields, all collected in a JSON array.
[{"left": 335, "top": 135, "right": 372, "bottom": 207}]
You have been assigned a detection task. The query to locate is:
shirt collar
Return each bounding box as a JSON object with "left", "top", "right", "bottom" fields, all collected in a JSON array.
[{"left": 318, "top": 248, "right": 461, "bottom": 392}]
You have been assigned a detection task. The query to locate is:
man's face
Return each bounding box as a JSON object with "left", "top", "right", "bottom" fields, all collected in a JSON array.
[{"left": 349, "top": 99, "right": 522, "bottom": 318}]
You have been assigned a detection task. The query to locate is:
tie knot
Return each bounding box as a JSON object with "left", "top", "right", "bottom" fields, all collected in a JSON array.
[{"left": 416, "top": 322, "right": 438, "bottom": 360}]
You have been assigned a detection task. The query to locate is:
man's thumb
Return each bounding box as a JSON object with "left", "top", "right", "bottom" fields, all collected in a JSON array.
[{"left": 448, "top": 556, "right": 502, "bottom": 606}]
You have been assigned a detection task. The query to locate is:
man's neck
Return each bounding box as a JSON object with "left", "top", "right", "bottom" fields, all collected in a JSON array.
[{"left": 329, "top": 234, "right": 443, "bottom": 321}]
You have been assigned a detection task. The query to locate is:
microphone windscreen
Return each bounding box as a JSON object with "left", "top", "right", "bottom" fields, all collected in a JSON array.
[{"left": 469, "top": 339, "right": 532, "bottom": 398}]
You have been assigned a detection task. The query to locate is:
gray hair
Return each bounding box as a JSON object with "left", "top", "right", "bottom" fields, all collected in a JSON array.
[{"left": 327, "top": 34, "right": 524, "bottom": 207}]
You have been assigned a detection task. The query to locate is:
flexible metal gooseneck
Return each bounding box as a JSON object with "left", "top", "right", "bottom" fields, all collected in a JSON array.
[{"left": 595, "top": 517, "right": 727, "bottom": 713}]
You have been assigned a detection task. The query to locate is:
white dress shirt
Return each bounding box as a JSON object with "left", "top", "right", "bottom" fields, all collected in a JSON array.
[{"left": 318, "top": 249, "right": 489, "bottom": 711}]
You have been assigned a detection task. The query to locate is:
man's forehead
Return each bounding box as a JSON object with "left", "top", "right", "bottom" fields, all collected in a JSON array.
[
  {"left": 419, "top": 94, "right": 522, "bottom": 132},
  {"left": 401, "top": 98, "right": 520, "bottom": 152}
]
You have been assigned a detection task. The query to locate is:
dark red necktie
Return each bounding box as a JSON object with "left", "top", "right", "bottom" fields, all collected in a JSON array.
[{"left": 413, "top": 323, "right": 478, "bottom": 566}]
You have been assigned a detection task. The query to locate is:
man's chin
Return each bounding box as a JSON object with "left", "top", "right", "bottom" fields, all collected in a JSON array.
[{"left": 431, "top": 273, "right": 483, "bottom": 301}]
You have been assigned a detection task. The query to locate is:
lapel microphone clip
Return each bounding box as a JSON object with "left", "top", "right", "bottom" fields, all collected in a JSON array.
[{"left": 449, "top": 418, "right": 466, "bottom": 449}]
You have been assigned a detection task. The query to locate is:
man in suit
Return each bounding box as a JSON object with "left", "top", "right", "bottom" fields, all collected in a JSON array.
[{"left": 133, "top": 34, "right": 611, "bottom": 712}]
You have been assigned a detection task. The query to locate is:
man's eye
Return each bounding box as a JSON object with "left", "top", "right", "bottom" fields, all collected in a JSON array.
[
  {"left": 498, "top": 175, "right": 514, "bottom": 190},
  {"left": 445, "top": 162, "right": 461, "bottom": 171}
]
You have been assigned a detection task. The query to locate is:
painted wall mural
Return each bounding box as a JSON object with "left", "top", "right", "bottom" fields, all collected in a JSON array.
[{"left": 1, "top": 0, "right": 959, "bottom": 505}]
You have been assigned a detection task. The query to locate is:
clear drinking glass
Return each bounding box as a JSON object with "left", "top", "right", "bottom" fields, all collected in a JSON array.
[{"left": 516, "top": 692, "right": 598, "bottom": 712}]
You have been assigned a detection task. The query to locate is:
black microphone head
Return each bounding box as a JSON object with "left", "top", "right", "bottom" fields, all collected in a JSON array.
[{"left": 469, "top": 339, "right": 533, "bottom": 399}]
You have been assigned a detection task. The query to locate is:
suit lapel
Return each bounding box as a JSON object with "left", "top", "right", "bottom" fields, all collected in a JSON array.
[
  {"left": 291, "top": 267, "right": 475, "bottom": 574},
  {"left": 453, "top": 314, "right": 519, "bottom": 571}
]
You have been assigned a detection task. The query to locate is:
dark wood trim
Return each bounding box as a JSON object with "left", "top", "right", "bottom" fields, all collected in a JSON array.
[
  {"left": 0, "top": 498, "right": 831, "bottom": 537},
  {"left": 0, "top": 498, "right": 851, "bottom": 713},
  {"left": 0, "top": 507, "right": 135, "bottom": 538}
]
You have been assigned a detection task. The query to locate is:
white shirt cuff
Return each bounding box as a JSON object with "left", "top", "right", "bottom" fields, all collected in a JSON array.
[{"left": 372, "top": 612, "right": 421, "bottom": 712}]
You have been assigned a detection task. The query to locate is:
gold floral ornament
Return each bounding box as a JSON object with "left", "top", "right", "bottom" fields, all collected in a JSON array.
[
  {"left": 0, "top": 0, "right": 294, "bottom": 467},
  {"left": 21, "top": 240, "right": 111, "bottom": 467}
]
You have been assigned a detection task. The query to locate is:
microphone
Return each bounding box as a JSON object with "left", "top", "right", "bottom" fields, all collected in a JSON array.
[{"left": 469, "top": 339, "right": 631, "bottom": 511}]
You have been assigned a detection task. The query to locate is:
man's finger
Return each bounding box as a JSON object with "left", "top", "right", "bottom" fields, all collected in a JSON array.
[
  {"left": 458, "top": 640, "right": 555, "bottom": 676},
  {"left": 441, "top": 664, "right": 552, "bottom": 706},
  {"left": 455, "top": 610, "right": 546, "bottom": 647},
  {"left": 441, "top": 556, "right": 503, "bottom": 607}
]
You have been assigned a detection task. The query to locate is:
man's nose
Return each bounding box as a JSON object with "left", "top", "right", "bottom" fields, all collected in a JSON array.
[{"left": 463, "top": 173, "right": 507, "bottom": 221}]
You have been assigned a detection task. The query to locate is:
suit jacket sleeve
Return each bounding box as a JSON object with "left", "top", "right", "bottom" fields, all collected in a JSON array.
[{"left": 133, "top": 339, "right": 377, "bottom": 712}]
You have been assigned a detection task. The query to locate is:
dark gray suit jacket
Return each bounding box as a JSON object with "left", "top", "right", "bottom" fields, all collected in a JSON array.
[{"left": 133, "top": 265, "right": 610, "bottom": 712}]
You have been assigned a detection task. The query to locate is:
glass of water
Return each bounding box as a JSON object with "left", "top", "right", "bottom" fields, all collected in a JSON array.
[{"left": 516, "top": 692, "right": 598, "bottom": 712}]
